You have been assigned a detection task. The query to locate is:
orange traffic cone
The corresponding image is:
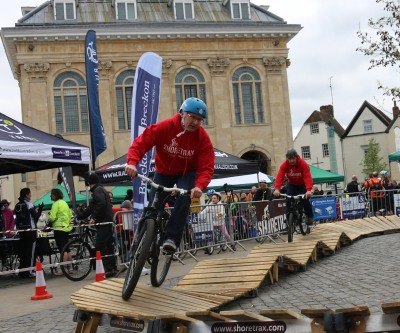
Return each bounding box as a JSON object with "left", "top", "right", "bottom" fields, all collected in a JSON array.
[
  {"left": 31, "top": 260, "right": 53, "bottom": 300},
  {"left": 95, "top": 250, "right": 105, "bottom": 282}
]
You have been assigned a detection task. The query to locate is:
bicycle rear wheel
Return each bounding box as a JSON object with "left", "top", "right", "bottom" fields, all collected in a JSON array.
[
  {"left": 287, "top": 212, "right": 294, "bottom": 243},
  {"left": 122, "top": 218, "right": 155, "bottom": 300},
  {"left": 61, "top": 239, "right": 93, "bottom": 281},
  {"left": 150, "top": 234, "right": 173, "bottom": 287}
]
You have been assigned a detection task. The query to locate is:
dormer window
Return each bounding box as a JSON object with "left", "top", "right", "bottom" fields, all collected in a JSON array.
[
  {"left": 230, "top": 0, "right": 250, "bottom": 20},
  {"left": 116, "top": 0, "right": 137, "bottom": 21},
  {"left": 54, "top": 0, "right": 76, "bottom": 20},
  {"left": 174, "top": 0, "right": 194, "bottom": 20}
]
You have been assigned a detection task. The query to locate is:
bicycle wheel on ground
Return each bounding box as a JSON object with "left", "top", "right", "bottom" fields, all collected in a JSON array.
[
  {"left": 122, "top": 218, "right": 155, "bottom": 300},
  {"left": 205, "top": 246, "right": 214, "bottom": 255},
  {"left": 60, "top": 239, "right": 93, "bottom": 281},
  {"left": 216, "top": 233, "right": 228, "bottom": 252},
  {"left": 150, "top": 234, "right": 173, "bottom": 287},
  {"left": 287, "top": 212, "right": 294, "bottom": 243}
]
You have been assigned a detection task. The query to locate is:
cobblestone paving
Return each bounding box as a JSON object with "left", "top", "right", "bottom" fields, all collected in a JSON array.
[{"left": 0, "top": 232, "right": 399, "bottom": 332}]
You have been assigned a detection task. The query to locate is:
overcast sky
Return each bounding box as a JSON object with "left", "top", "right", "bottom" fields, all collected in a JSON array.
[{"left": 1, "top": 0, "right": 397, "bottom": 137}]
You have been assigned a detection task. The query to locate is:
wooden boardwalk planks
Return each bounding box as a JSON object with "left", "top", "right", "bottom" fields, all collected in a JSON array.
[{"left": 71, "top": 215, "right": 400, "bottom": 332}]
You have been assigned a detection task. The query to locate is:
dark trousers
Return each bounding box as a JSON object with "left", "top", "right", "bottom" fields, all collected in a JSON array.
[
  {"left": 18, "top": 230, "right": 37, "bottom": 277},
  {"left": 286, "top": 183, "right": 313, "bottom": 218},
  {"left": 150, "top": 171, "right": 196, "bottom": 247},
  {"left": 96, "top": 223, "right": 116, "bottom": 272}
]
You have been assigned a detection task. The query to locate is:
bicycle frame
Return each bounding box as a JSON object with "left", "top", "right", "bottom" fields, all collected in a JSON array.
[
  {"left": 122, "top": 174, "right": 188, "bottom": 300},
  {"left": 278, "top": 193, "right": 308, "bottom": 242}
]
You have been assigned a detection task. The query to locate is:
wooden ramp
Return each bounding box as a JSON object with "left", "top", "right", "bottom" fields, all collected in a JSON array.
[
  {"left": 71, "top": 216, "right": 400, "bottom": 332},
  {"left": 174, "top": 256, "right": 278, "bottom": 298}
]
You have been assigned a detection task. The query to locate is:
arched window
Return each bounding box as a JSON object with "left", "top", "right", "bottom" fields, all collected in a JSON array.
[
  {"left": 175, "top": 68, "right": 207, "bottom": 124},
  {"left": 232, "top": 67, "right": 264, "bottom": 125},
  {"left": 54, "top": 72, "right": 88, "bottom": 133},
  {"left": 116, "top": 70, "right": 135, "bottom": 130}
]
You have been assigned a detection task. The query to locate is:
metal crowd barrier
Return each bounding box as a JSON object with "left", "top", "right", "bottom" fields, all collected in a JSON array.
[{"left": 2, "top": 189, "right": 399, "bottom": 275}]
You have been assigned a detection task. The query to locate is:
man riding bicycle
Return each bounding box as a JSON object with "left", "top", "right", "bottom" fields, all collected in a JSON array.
[
  {"left": 125, "top": 97, "right": 214, "bottom": 253},
  {"left": 273, "top": 148, "right": 314, "bottom": 225}
]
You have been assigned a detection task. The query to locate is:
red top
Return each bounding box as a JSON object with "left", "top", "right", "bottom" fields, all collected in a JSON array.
[
  {"left": 274, "top": 156, "right": 313, "bottom": 191},
  {"left": 127, "top": 114, "right": 214, "bottom": 190},
  {"left": 3, "top": 207, "right": 15, "bottom": 237}
]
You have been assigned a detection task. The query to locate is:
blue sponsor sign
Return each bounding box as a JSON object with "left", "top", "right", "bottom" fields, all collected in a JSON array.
[
  {"left": 340, "top": 193, "right": 366, "bottom": 219},
  {"left": 189, "top": 213, "right": 214, "bottom": 245},
  {"left": 310, "top": 197, "right": 337, "bottom": 220}
]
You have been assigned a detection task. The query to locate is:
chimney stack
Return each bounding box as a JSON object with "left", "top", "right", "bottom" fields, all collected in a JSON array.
[
  {"left": 393, "top": 101, "right": 399, "bottom": 119},
  {"left": 320, "top": 105, "right": 334, "bottom": 118}
]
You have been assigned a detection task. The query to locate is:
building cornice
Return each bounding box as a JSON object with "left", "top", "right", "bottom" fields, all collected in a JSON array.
[{"left": 1, "top": 22, "right": 300, "bottom": 79}]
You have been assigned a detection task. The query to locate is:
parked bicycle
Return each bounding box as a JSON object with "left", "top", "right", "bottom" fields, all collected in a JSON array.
[
  {"left": 279, "top": 193, "right": 310, "bottom": 243},
  {"left": 207, "top": 226, "right": 229, "bottom": 254},
  {"left": 122, "top": 174, "right": 188, "bottom": 300},
  {"left": 59, "top": 219, "right": 98, "bottom": 281}
]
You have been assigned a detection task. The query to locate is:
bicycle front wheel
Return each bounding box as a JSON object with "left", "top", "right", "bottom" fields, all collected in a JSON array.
[
  {"left": 287, "top": 212, "right": 294, "bottom": 243},
  {"left": 122, "top": 218, "right": 155, "bottom": 300},
  {"left": 60, "top": 239, "right": 93, "bottom": 281},
  {"left": 150, "top": 234, "right": 173, "bottom": 287}
]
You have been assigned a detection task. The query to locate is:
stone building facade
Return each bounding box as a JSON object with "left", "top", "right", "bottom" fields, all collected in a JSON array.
[{"left": 1, "top": 0, "right": 301, "bottom": 199}]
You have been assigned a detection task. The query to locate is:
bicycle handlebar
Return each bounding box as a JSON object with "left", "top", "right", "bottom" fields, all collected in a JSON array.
[
  {"left": 136, "top": 173, "right": 189, "bottom": 196},
  {"left": 276, "top": 193, "right": 305, "bottom": 200}
]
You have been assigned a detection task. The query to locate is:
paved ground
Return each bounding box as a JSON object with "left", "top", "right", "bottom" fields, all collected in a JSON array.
[{"left": 0, "top": 232, "right": 399, "bottom": 332}]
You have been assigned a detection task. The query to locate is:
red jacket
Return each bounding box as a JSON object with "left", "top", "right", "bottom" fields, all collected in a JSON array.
[
  {"left": 127, "top": 114, "right": 214, "bottom": 190},
  {"left": 274, "top": 156, "right": 313, "bottom": 191}
]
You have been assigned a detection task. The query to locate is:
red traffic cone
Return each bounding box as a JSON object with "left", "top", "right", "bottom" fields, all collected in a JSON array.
[
  {"left": 31, "top": 260, "right": 53, "bottom": 300},
  {"left": 95, "top": 250, "right": 105, "bottom": 282}
]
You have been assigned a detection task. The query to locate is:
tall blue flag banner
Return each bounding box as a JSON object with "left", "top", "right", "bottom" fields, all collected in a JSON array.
[
  {"left": 85, "top": 30, "right": 106, "bottom": 168},
  {"left": 131, "top": 52, "right": 162, "bottom": 226},
  {"left": 58, "top": 166, "right": 77, "bottom": 213}
]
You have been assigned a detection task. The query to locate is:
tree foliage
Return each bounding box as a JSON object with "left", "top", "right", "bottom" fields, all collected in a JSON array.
[
  {"left": 360, "top": 137, "right": 388, "bottom": 176},
  {"left": 356, "top": 0, "right": 400, "bottom": 100}
]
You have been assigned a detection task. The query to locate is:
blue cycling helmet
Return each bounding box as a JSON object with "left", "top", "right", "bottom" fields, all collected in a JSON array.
[
  {"left": 379, "top": 170, "right": 388, "bottom": 176},
  {"left": 207, "top": 189, "right": 215, "bottom": 196},
  {"left": 180, "top": 97, "right": 207, "bottom": 118}
]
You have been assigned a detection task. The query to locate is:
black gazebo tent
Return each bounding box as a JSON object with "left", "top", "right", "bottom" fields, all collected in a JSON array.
[
  {"left": 95, "top": 148, "right": 259, "bottom": 186},
  {"left": 0, "top": 113, "right": 90, "bottom": 176}
]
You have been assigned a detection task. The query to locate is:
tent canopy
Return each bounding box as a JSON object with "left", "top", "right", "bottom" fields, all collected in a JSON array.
[
  {"left": 0, "top": 113, "right": 90, "bottom": 176},
  {"left": 33, "top": 184, "right": 87, "bottom": 210},
  {"left": 110, "top": 186, "right": 132, "bottom": 204},
  {"left": 95, "top": 148, "right": 259, "bottom": 186},
  {"left": 207, "top": 172, "right": 274, "bottom": 191},
  {"left": 388, "top": 151, "right": 400, "bottom": 162},
  {"left": 309, "top": 165, "right": 344, "bottom": 184}
]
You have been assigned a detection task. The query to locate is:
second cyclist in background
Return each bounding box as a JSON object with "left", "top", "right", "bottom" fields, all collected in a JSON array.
[
  {"left": 125, "top": 97, "right": 214, "bottom": 253},
  {"left": 273, "top": 148, "right": 314, "bottom": 226}
]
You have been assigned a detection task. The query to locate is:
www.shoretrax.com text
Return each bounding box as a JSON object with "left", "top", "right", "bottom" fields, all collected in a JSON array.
[{"left": 211, "top": 321, "right": 286, "bottom": 333}]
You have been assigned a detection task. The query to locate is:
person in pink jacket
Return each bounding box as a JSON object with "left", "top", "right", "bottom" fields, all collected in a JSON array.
[
  {"left": 273, "top": 148, "right": 314, "bottom": 225},
  {"left": 125, "top": 97, "right": 214, "bottom": 252}
]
